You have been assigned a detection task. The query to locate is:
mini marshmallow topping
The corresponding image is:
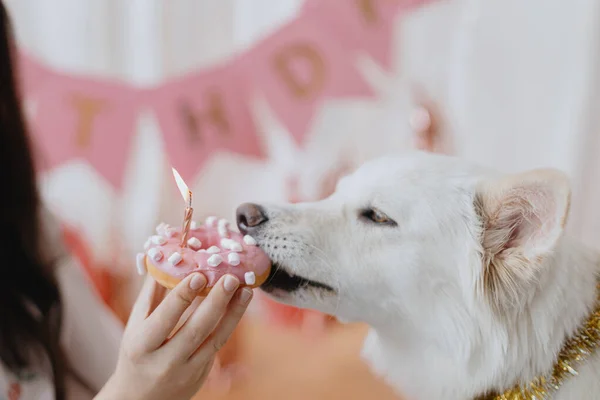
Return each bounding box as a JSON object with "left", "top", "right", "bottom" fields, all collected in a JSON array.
[
  {"left": 187, "top": 237, "right": 202, "bottom": 250},
  {"left": 148, "top": 248, "right": 163, "bottom": 261},
  {"left": 207, "top": 254, "right": 223, "bottom": 267},
  {"left": 207, "top": 246, "right": 221, "bottom": 254},
  {"left": 218, "top": 219, "right": 230, "bottom": 237},
  {"left": 136, "top": 253, "right": 146, "bottom": 275},
  {"left": 168, "top": 252, "right": 183, "bottom": 265},
  {"left": 228, "top": 253, "right": 241, "bottom": 266},
  {"left": 244, "top": 271, "right": 256, "bottom": 285},
  {"left": 205, "top": 216, "right": 217, "bottom": 227},
  {"left": 230, "top": 242, "right": 243, "bottom": 252},
  {"left": 220, "top": 238, "right": 237, "bottom": 250},
  {"left": 218, "top": 226, "right": 229, "bottom": 238},
  {"left": 144, "top": 238, "right": 152, "bottom": 250},
  {"left": 151, "top": 235, "right": 167, "bottom": 245},
  {"left": 165, "top": 228, "right": 177, "bottom": 238},
  {"left": 156, "top": 222, "right": 168, "bottom": 234},
  {"left": 190, "top": 221, "right": 198, "bottom": 230},
  {"left": 243, "top": 235, "right": 257, "bottom": 246}
]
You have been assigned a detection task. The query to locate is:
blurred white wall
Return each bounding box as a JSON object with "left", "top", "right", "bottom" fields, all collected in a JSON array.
[{"left": 4, "top": 0, "right": 600, "bottom": 278}]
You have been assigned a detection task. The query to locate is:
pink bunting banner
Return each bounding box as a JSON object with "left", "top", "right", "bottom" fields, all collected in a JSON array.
[
  {"left": 16, "top": 0, "right": 434, "bottom": 191},
  {"left": 311, "top": 0, "right": 400, "bottom": 69},
  {"left": 148, "top": 65, "right": 264, "bottom": 184},
  {"left": 32, "top": 74, "right": 140, "bottom": 189},
  {"left": 17, "top": 51, "right": 53, "bottom": 97},
  {"left": 244, "top": 16, "right": 374, "bottom": 144}
]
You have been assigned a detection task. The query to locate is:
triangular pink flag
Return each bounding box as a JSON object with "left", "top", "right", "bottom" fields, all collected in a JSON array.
[
  {"left": 308, "top": 0, "right": 435, "bottom": 69},
  {"left": 300, "top": 0, "right": 319, "bottom": 12},
  {"left": 309, "top": 0, "right": 402, "bottom": 70},
  {"left": 148, "top": 64, "right": 265, "bottom": 184},
  {"left": 245, "top": 15, "right": 374, "bottom": 145},
  {"left": 31, "top": 73, "right": 141, "bottom": 190},
  {"left": 16, "top": 51, "right": 54, "bottom": 99}
]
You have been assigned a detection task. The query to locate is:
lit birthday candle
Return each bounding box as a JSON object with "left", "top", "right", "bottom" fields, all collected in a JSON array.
[{"left": 172, "top": 167, "right": 193, "bottom": 247}]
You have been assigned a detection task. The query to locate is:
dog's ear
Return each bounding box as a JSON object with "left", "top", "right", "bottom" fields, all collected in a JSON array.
[{"left": 475, "top": 169, "right": 571, "bottom": 307}]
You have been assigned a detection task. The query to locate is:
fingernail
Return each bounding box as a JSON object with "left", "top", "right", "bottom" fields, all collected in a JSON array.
[
  {"left": 190, "top": 274, "right": 206, "bottom": 291},
  {"left": 224, "top": 275, "right": 239, "bottom": 292},
  {"left": 239, "top": 288, "right": 252, "bottom": 305}
]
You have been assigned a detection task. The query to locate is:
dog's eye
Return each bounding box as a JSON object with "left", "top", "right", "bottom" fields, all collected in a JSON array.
[{"left": 360, "top": 208, "right": 396, "bottom": 226}]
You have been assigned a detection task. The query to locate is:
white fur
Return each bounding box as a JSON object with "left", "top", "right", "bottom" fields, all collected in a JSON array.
[{"left": 251, "top": 152, "right": 600, "bottom": 399}]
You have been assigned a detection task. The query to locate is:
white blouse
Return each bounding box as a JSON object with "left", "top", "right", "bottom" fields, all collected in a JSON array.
[{"left": 0, "top": 211, "right": 123, "bottom": 399}]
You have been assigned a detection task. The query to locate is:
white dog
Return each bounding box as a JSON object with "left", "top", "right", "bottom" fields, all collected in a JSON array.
[{"left": 235, "top": 152, "right": 600, "bottom": 400}]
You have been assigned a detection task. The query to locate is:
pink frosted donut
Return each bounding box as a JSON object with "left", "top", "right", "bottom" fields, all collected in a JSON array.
[{"left": 138, "top": 218, "right": 271, "bottom": 294}]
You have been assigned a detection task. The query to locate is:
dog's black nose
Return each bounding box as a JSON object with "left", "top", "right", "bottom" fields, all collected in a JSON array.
[{"left": 236, "top": 203, "right": 268, "bottom": 234}]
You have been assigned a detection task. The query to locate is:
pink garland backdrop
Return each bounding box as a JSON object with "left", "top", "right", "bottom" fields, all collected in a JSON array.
[{"left": 17, "top": 0, "right": 432, "bottom": 190}]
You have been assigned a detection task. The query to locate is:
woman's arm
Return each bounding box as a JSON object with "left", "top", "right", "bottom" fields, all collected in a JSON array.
[
  {"left": 39, "top": 208, "right": 123, "bottom": 392},
  {"left": 56, "top": 257, "right": 124, "bottom": 393}
]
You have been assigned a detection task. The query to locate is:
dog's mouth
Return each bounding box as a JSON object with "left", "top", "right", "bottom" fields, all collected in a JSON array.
[{"left": 261, "top": 263, "right": 335, "bottom": 293}]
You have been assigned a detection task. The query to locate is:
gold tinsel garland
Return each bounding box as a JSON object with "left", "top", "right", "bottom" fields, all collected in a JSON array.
[{"left": 477, "top": 282, "right": 600, "bottom": 400}]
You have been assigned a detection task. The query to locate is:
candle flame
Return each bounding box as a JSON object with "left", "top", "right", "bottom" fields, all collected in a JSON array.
[{"left": 172, "top": 167, "right": 192, "bottom": 206}]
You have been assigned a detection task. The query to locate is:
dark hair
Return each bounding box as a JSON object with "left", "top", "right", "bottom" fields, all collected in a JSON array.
[{"left": 0, "top": 3, "right": 67, "bottom": 399}]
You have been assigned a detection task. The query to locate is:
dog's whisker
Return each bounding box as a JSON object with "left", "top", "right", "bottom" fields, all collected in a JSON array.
[
  {"left": 299, "top": 243, "right": 344, "bottom": 314},
  {"left": 300, "top": 241, "right": 340, "bottom": 290}
]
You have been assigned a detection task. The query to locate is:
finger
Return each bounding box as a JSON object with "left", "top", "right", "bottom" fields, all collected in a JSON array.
[
  {"left": 141, "top": 272, "right": 207, "bottom": 351},
  {"left": 167, "top": 275, "right": 241, "bottom": 357},
  {"left": 127, "top": 275, "right": 160, "bottom": 327},
  {"left": 148, "top": 283, "right": 167, "bottom": 316},
  {"left": 190, "top": 287, "right": 252, "bottom": 364},
  {"left": 168, "top": 295, "right": 203, "bottom": 339}
]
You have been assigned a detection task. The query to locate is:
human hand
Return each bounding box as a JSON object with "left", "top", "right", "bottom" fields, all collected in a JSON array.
[{"left": 96, "top": 273, "right": 252, "bottom": 400}]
